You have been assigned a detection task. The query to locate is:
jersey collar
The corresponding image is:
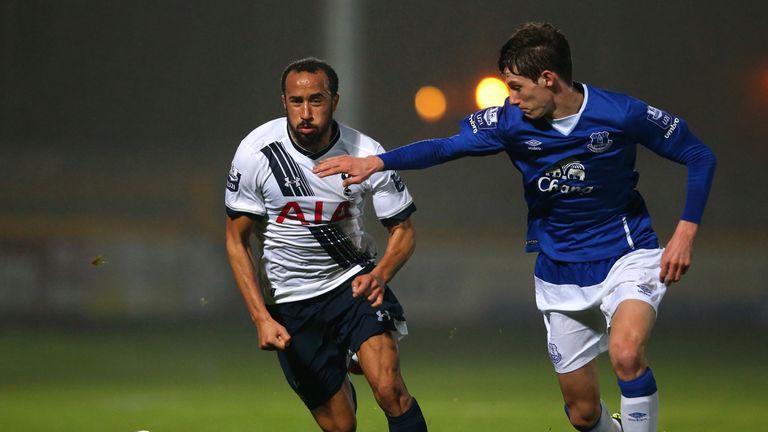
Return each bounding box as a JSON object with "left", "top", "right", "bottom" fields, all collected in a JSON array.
[
  {"left": 548, "top": 83, "right": 588, "bottom": 136},
  {"left": 287, "top": 121, "right": 341, "bottom": 160}
]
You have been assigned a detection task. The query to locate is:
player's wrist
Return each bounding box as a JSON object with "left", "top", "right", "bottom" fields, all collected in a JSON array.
[{"left": 367, "top": 155, "right": 385, "bottom": 173}]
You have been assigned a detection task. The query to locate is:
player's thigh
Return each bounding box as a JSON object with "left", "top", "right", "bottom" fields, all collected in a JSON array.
[
  {"left": 610, "top": 299, "right": 656, "bottom": 346},
  {"left": 357, "top": 331, "right": 402, "bottom": 383},
  {"left": 310, "top": 377, "right": 357, "bottom": 432}
]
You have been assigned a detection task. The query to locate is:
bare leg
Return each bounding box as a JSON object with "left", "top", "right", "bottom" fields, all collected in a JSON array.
[
  {"left": 310, "top": 377, "right": 357, "bottom": 432},
  {"left": 558, "top": 359, "right": 602, "bottom": 429},
  {"left": 357, "top": 331, "right": 412, "bottom": 416},
  {"left": 608, "top": 299, "right": 655, "bottom": 380}
]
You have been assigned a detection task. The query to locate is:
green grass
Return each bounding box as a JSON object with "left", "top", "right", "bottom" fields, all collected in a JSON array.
[{"left": 1, "top": 321, "right": 765, "bottom": 431}]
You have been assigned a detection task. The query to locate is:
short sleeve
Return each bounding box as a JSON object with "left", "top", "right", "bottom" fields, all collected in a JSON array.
[{"left": 224, "top": 144, "right": 267, "bottom": 217}]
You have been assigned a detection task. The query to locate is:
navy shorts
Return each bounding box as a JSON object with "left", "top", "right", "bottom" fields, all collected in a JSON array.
[{"left": 267, "top": 266, "right": 406, "bottom": 410}]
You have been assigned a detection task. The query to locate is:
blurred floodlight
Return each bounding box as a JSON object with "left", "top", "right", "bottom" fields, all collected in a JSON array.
[
  {"left": 414, "top": 86, "right": 447, "bottom": 122},
  {"left": 475, "top": 77, "right": 508, "bottom": 109}
]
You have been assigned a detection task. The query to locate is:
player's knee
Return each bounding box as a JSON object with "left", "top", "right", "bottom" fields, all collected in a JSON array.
[
  {"left": 609, "top": 339, "right": 645, "bottom": 379},
  {"left": 320, "top": 415, "right": 356, "bottom": 432},
  {"left": 566, "top": 400, "right": 601, "bottom": 429},
  {"left": 371, "top": 379, "right": 407, "bottom": 415}
]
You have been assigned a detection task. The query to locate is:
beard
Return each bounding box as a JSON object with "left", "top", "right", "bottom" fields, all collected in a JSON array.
[{"left": 288, "top": 121, "right": 329, "bottom": 149}]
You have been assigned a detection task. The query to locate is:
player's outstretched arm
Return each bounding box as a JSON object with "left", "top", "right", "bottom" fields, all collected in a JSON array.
[
  {"left": 659, "top": 220, "right": 698, "bottom": 285},
  {"left": 351, "top": 218, "right": 415, "bottom": 307},
  {"left": 226, "top": 215, "right": 291, "bottom": 350},
  {"left": 314, "top": 155, "right": 384, "bottom": 186}
]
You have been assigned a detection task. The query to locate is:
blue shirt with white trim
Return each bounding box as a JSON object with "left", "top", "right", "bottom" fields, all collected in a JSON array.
[{"left": 380, "top": 84, "right": 716, "bottom": 262}]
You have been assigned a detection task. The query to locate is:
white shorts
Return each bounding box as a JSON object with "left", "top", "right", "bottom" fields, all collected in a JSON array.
[{"left": 534, "top": 248, "right": 667, "bottom": 374}]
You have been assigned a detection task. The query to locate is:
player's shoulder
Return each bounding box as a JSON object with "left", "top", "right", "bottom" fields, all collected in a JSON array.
[
  {"left": 336, "top": 122, "right": 386, "bottom": 156},
  {"left": 465, "top": 102, "right": 525, "bottom": 136},
  {"left": 238, "top": 118, "right": 289, "bottom": 153},
  {"left": 586, "top": 84, "right": 650, "bottom": 112}
]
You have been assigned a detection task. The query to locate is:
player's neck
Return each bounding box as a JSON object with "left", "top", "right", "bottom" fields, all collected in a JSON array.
[
  {"left": 289, "top": 122, "right": 338, "bottom": 155},
  {"left": 550, "top": 82, "right": 584, "bottom": 120}
]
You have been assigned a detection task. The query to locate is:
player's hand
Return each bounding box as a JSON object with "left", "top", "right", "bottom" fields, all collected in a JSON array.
[
  {"left": 313, "top": 155, "right": 384, "bottom": 186},
  {"left": 660, "top": 220, "right": 698, "bottom": 285},
  {"left": 254, "top": 317, "right": 292, "bottom": 351},
  {"left": 351, "top": 273, "right": 386, "bottom": 307}
]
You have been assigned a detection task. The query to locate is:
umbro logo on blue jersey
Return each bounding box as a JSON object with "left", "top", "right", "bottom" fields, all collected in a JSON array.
[{"left": 525, "top": 139, "right": 542, "bottom": 151}]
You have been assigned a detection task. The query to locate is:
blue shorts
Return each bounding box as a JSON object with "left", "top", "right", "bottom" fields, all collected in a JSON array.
[{"left": 267, "top": 266, "right": 406, "bottom": 409}]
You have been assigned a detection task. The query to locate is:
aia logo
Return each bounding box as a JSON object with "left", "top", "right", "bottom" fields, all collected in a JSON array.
[{"left": 276, "top": 201, "right": 352, "bottom": 225}]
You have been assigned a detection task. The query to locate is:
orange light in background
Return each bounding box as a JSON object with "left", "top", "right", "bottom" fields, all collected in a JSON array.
[
  {"left": 475, "top": 77, "right": 508, "bottom": 109},
  {"left": 414, "top": 86, "right": 447, "bottom": 122},
  {"left": 761, "top": 65, "right": 768, "bottom": 102}
]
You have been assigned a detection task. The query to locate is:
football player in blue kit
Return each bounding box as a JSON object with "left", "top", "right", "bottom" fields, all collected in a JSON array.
[
  {"left": 226, "top": 58, "right": 427, "bottom": 432},
  {"left": 314, "top": 22, "right": 716, "bottom": 432}
]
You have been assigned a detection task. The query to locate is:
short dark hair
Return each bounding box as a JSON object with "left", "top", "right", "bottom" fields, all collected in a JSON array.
[
  {"left": 497, "top": 22, "right": 573, "bottom": 84},
  {"left": 280, "top": 57, "right": 339, "bottom": 96}
]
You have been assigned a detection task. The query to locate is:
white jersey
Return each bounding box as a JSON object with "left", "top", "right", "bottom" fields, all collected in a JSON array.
[{"left": 225, "top": 118, "right": 415, "bottom": 304}]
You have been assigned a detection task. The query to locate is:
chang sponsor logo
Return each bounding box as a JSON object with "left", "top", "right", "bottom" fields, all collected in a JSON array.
[{"left": 537, "top": 158, "right": 594, "bottom": 195}]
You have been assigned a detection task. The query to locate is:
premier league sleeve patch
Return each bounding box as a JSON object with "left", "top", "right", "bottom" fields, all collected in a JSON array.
[
  {"left": 646, "top": 106, "right": 674, "bottom": 129},
  {"left": 227, "top": 165, "right": 242, "bottom": 192},
  {"left": 390, "top": 172, "right": 406, "bottom": 192},
  {"left": 468, "top": 106, "right": 500, "bottom": 133}
]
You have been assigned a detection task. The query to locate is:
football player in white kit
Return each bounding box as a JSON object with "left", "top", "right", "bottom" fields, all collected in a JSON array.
[
  {"left": 225, "top": 58, "right": 427, "bottom": 432},
  {"left": 314, "top": 23, "right": 716, "bottom": 432}
]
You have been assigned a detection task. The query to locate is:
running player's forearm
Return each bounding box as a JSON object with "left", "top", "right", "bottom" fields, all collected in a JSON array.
[
  {"left": 372, "top": 219, "right": 415, "bottom": 283},
  {"left": 225, "top": 223, "right": 271, "bottom": 323},
  {"left": 227, "top": 246, "right": 269, "bottom": 321},
  {"left": 680, "top": 143, "right": 716, "bottom": 224}
]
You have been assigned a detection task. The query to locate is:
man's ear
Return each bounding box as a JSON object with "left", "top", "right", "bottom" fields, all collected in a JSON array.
[
  {"left": 332, "top": 93, "right": 340, "bottom": 112},
  {"left": 538, "top": 70, "right": 557, "bottom": 87}
]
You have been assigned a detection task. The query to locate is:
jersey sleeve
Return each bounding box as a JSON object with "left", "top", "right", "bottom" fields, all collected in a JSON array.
[
  {"left": 224, "top": 143, "right": 268, "bottom": 217},
  {"left": 380, "top": 105, "right": 510, "bottom": 171},
  {"left": 625, "top": 99, "right": 717, "bottom": 224},
  {"left": 366, "top": 144, "right": 416, "bottom": 225}
]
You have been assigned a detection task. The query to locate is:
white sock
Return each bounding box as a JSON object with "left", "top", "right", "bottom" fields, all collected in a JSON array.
[{"left": 620, "top": 392, "right": 658, "bottom": 432}]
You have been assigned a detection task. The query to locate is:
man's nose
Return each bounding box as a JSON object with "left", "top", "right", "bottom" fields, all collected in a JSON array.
[{"left": 301, "top": 103, "right": 312, "bottom": 119}]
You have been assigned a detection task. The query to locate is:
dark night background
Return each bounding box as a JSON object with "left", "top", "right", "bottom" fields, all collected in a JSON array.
[{"left": 1, "top": 0, "right": 766, "bottom": 328}]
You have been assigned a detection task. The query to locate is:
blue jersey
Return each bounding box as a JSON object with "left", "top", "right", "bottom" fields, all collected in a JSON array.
[{"left": 380, "top": 84, "right": 716, "bottom": 262}]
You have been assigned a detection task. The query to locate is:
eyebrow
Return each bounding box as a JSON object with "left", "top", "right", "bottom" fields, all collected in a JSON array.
[{"left": 288, "top": 92, "right": 327, "bottom": 100}]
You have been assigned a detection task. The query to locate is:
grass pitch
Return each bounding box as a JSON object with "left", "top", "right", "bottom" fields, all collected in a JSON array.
[{"left": 1, "top": 319, "right": 765, "bottom": 431}]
